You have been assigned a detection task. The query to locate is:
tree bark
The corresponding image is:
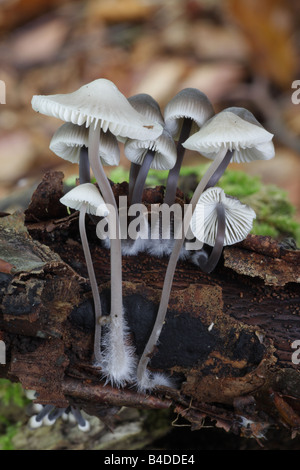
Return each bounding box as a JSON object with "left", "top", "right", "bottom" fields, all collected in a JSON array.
[{"left": 1, "top": 171, "right": 300, "bottom": 441}]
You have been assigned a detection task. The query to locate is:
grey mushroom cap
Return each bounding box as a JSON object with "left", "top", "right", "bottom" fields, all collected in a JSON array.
[
  {"left": 124, "top": 127, "right": 177, "bottom": 171},
  {"left": 183, "top": 107, "right": 275, "bottom": 163},
  {"left": 117, "top": 93, "right": 165, "bottom": 145},
  {"left": 190, "top": 186, "right": 256, "bottom": 247},
  {"left": 32, "top": 78, "right": 163, "bottom": 141},
  {"left": 164, "top": 88, "right": 215, "bottom": 140},
  {"left": 128, "top": 93, "right": 165, "bottom": 126},
  {"left": 49, "top": 122, "right": 120, "bottom": 166}
]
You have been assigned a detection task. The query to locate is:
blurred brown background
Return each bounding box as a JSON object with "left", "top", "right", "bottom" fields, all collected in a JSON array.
[{"left": 0, "top": 0, "right": 299, "bottom": 218}]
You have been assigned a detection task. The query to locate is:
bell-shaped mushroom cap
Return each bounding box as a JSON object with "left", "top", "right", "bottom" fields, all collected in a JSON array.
[
  {"left": 128, "top": 93, "right": 165, "bottom": 126},
  {"left": 116, "top": 93, "right": 165, "bottom": 144},
  {"left": 183, "top": 107, "right": 275, "bottom": 163},
  {"left": 60, "top": 183, "right": 109, "bottom": 217},
  {"left": 49, "top": 122, "right": 120, "bottom": 166},
  {"left": 32, "top": 78, "right": 163, "bottom": 140},
  {"left": 190, "top": 187, "right": 256, "bottom": 247},
  {"left": 124, "top": 127, "right": 177, "bottom": 171},
  {"left": 164, "top": 88, "right": 215, "bottom": 140}
]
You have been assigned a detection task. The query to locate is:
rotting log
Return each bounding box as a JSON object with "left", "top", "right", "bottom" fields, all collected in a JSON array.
[{"left": 0, "top": 171, "right": 300, "bottom": 441}]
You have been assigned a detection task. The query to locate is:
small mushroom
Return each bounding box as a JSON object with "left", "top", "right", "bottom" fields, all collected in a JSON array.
[
  {"left": 182, "top": 107, "right": 275, "bottom": 197},
  {"left": 60, "top": 183, "right": 109, "bottom": 363},
  {"left": 163, "top": 88, "right": 214, "bottom": 205},
  {"left": 28, "top": 403, "right": 90, "bottom": 432},
  {"left": 136, "top": 107, "right": 274, "bottom": 390},
  {"left": 49, "top": 122, "right": 120, "bottom": 184},
  {"left": 182, "top": 107, "right": 275, "bottom": 249},
  {"left": 190, "top": 187, "right": 256, "bottom": 273},
  {"left": 28, "top": 404, "right": 55, "bottom": 430}
]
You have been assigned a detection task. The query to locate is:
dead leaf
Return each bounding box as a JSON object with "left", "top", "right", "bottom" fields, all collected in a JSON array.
[{"left": 226, "top": 0, "right": 297, "bottom": 88}]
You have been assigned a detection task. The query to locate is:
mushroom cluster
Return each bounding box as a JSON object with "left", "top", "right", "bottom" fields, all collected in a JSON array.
[
  {"left": 32, "top": 78, "right": 275, "bottom": 395},
  {"left": 25, "top": 390, "right": 90, "bottom": 432}
]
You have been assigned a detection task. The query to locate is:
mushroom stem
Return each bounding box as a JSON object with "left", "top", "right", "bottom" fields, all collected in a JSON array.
[
  {"left": 70, "top": 407, "right": 87, "bottom": 428},
  {"left": 88, "top": 123, "right": 122, "bottom": 315},
  {"left": 197, "top": 202, "right": 226, "bottom": 274},
  {"left": 79, "top": 146, "right": 91, "bottom": 184},
  {"left": 163, "top": 118, "right": 193, "bottom": 206},
  {"left": 130, "top": 149, "right": 155, "bottom": 206},
  {"left": 79, "top": 203, "right": 103, "bottom": 362},
  {"left": 88, "top": 123, "right": 132, "bottom": 384},
  {"left": 189, "top": 149, "right": 233, "bottom": 207},
  {"left": 203, "top": 149, "right": 233, "bottom": 191},
  {"left": 35, "top": 405, "right": 55, "bottom": 423},
  {"left": 128, "top": 162, "right": 140, "bottom": 204},
  {"left": 47, "top": 407, "right": 65, "bottom": 423},
  {"left": 136, "top": 148, "right": 233, "bottom": 388}
]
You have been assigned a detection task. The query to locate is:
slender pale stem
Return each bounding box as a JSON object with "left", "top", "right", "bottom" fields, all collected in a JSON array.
[
  {"left": 164, "top": 119, "right": 193, "bottom": 206},
  {"left": 136, "top": 148, "right": 232, "bottom": 385},
  {"left": 88, "top": 123, "right": 122, "bottom": 312},
  {"left": 79, "top": 203, "right": 103, "bottom": 363},
  {"left": 197, "top": 203, "right": 226, "bottom": 274},
  {"left": 130, "top": 150, "right": 155, "bottom": 206},
  {"left": 189, "top": 149, "right": 233, "bottom": 210},
  {"left": 88, "top": 123, "right": 125, "bottom": 376},
  {"left": 203, "top": 149, "right": 233, "bottom": 191},
  {"left": 79, "top": 146, "right": 91, "bottom": 184}
]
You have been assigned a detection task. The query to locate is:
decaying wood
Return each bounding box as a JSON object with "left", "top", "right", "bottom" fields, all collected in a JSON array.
[{"left": 1, "top": 171, "right": 300, "bottom": 441}]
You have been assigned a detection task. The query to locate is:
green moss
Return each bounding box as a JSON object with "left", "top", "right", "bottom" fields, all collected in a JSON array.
[
  {"left": 109, "top": 167, "right": 130, "bottom": 184},
  {"left": 240, "top": 185, "right": 300, "bottom": 245},
  {"left": 0, "top": 418, "right": 21, "bottom": 450},
  {"left": 0, "top": 379, "right": 28, "bottom": 450},
  {"left": 0, "top": 379, "right": 27, "bottom": 408}
]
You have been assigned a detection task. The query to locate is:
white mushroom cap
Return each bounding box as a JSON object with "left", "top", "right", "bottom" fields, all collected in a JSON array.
[
  {"left": 31, "top": 403, "right": 44, "bottom": 414},
  {"left": 190, "top": 187, "right": 256, "bottom": 247},
  {"left": 24, "top": 389, "right": 37, "bottom": 400},
  {"left": 49, "top": 122, "right": 120, "bottom": 166},
  {"left": 28, "top": 415, "right": 43, "bottom": 430},
  {"left": 124, "top": 127, "right": 177, "bottom": 171},
  {"left": 77, "top": 420, "right": 91, "bottom": 432},
  {"left": 43, "top": 414, "right": 56, "bottom": 426},
  {"left": 60, "top": 183, "right": 109, "bottom": 216},
  {"left": 183, "top": 107, "right": 275, "bottom": 163},
  {"left": 164, "top": 88, "right": 215, "bottom": 140},
  {"left": 32, "top": 78, "right": 163, "bottom": 140}
]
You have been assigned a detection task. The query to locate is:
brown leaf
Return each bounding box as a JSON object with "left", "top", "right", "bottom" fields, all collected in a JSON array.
[
  {"left": 226, "top": 0, "right": 297, "bottom": 88},
  {"left": 24, "top": 171, "right": 68, "bottom": 222},
  {"left": 0, "top": 258, "right": 14, "bottom": 274},
  {"left": 86, "top": 0, "right": 159, "bottom": 24}
]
